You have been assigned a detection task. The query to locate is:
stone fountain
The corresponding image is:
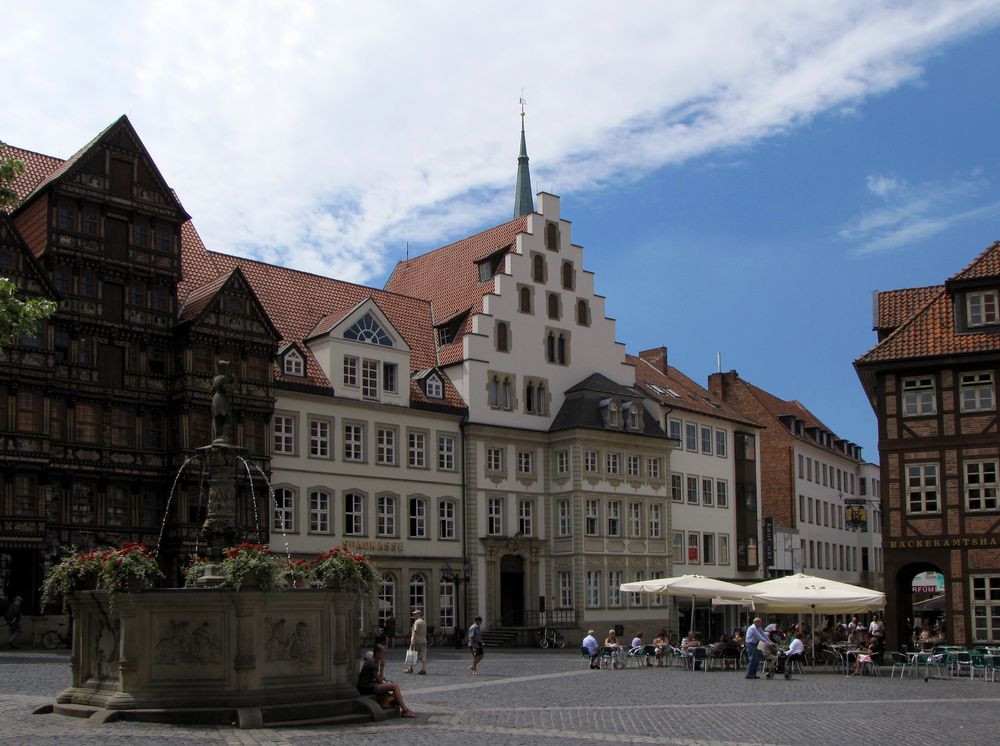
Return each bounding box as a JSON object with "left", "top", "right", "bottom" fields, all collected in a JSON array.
[{"left": 41, "top": 362, "right": 384, "bottom": 728}]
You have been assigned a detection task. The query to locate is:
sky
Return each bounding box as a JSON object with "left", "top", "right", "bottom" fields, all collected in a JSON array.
[{"left": 4, "top": 0, "right": 1000, "bottom": 460}]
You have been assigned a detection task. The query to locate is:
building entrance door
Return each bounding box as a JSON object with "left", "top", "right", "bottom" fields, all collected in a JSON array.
[{"left": 499, "top": 554, "right": 524, "bottom": 625}]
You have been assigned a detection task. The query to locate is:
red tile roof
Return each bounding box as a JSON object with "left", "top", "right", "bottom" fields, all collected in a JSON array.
[
  {"left": 0, "top": 144, "right": 62, "bottom": 211},
  {"left": 628, "top": 354, "right": 762, "bottom": 428},
  {"left": 950, "top": 241, "right": 1000, "bottom": 281},
  {"left": 873, "top": 285, "right": 941, "bottom": 332},
  {"left": 385, "top": 217, "right": 528, "bottom": 366},
  {"left": 738, "top": 377, "right": 836, "bottom": 434}
]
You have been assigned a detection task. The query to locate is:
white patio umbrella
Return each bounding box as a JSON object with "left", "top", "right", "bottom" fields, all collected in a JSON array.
[
  {"left": 744, "top": 573, "right": 886, "bottom": 660},
  {"left": 620, "top": 575, "right": 753, "bottom": 638}
]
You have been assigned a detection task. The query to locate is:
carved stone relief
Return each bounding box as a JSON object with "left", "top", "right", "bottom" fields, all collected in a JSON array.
[{"left": 154, "top": 619, "right": 223, "bottom": 665}]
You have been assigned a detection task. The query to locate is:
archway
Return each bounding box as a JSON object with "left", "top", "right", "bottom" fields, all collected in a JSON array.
[
  {"left": 896, "top": 561, "right": 945, "bottom": 649},
  {"left": 499, "top": 553, "right": 524, "bottom": 625}
]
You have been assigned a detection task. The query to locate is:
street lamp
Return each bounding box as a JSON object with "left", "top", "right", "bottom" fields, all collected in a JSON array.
[{"left": 441, "top": 559, "right": 472, "bottom": 648}]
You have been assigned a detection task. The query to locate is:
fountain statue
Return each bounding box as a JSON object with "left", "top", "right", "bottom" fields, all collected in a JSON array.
[{"left": 41, "top": 362, "right": 385, "bottom": 729}]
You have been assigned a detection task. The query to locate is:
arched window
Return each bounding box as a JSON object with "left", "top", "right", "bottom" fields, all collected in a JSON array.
[
  {"left": 526, "top": 382, "right": 535, "bottom": 413},
  {"left": 440, "top": 578, "right": 456, "bottom": 629},
  {"left": 377, "top": 493, "right": 396, "bottom": 536},
  {"left": 344, "top": 312, "right": 393, "bottom": 346},
  {"left": 546, "top": 332, "right": 556, "bottom": 363},
  {"left": 273, "top": 487, "right": 295, "bottom": 532},
  {"left": 557, "top": 333, "right": 567, "bottom": 364},
  {"left": 409, "top": 496, "right": 427, "bottom": 538},
  {"left": 561, "top": 261, "right": 574, "bottom": 290},
  {"left": 532, "top": 254, "right": 545, "bottom": 283},
  {"left": 379, "top": 575, "right": 395, "bottom": 626},
  {"left": 576, "top": 299, "right": 589, "bottom": 326},
  {"left": 409, "top": 573, "right": 426, "bottom": 616},
  {"left": 545, "top": 222, "right": 559, "bottom": 251},
  {"left": 628, "top": 403, "right": 643, "bottom": 430},
  {"left": 496, "top": 321, "right": 509, "bottom": 352},
  {"left": 608, "top": 400, "right": 622, "bottom": 427},
  {"left": 519, "top": 286, "right": 532, "bottom": 313},
  {"left": 547, "top": 293, "right": 560, "bottom": 319}
]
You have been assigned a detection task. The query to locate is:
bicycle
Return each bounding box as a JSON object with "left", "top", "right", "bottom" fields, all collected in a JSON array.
[
  {"left": 41, "top": 622, "right": 72, "bottom": 650},
  {"left": 536, "top": 626, "right": 566, "bottom": 649},
  {"left": 427, "top": 626, "right": 449, "bottom": 647}
]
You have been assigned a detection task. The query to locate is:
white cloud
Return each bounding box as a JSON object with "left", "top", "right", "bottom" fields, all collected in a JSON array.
[
  {"left": 3, "top": 0, "right": 1000, "bottom": 281},
  {"left": 866, "top": 174, "right": 900, "bottom": 198}
]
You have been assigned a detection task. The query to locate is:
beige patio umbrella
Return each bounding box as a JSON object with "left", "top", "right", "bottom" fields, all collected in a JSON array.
[{"left": 620, "top": 574, "right": 754, "bottom": 638}]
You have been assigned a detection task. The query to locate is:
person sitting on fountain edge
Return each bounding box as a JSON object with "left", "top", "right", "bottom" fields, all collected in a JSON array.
[{"left": 358, "top": 645, "right": 418, "bottom": 718}]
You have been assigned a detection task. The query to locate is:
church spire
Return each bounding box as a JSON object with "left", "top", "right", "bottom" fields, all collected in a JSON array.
[{"left": 513, "top": 97, "right": 534, "bottom": 218}]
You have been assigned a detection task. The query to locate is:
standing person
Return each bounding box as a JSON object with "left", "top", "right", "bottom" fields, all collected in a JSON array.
[
  {"left": 744, "top": 617, "right": 771, "bottom": 680},
  {"left": 468, "top": 615, "right": 484, "bottom": 675},
  {"left": 358, "top": 645, "right": 418, "bottom": 718},
  {"left": 868, "top": 613, "right": 885, "bottom": 652},
  {"left": 5, "top": 595, "right": 23, "bottom": 649},
  {"left": 404, "top": 609, "right": 427, "bottom": 675},
  {"left": 384, "top": 614, "right": 396, "bottom": 648},
  {"left": 582, "top": 629, "right": 600, "bottom": 669}
]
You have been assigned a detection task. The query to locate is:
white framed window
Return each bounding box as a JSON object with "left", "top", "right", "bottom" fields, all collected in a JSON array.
[
  {"left": 687, "top": 532, "right": 700, "bottom": 563},
  {"left": 607, "top": 452, "right": 620, "bottom": 476},
  {"left": 608, "top": 570, "right": 623, "bottom": 607},
  {"left": 519, "top": 499, "right": 533, "bottom": 536},
  {"left": 668, "top": 418, "right": 682, "bottom": 441},
  {"left": 686, "top": 475, "right": 698, "bottom": 504},
  {"left": 607, "top": 399, "right": 622, "bottom": 427},
  {"left": 408, "top": 431, "right": 427, "bottom": 468},
  {"left": 558, "top": 571, "right": 572, "bottom": 608},
  {"left": 487, "top": 497, "right": 503, "bottom": 535},
  {"left": 627, "top": 403, "right": 642, "bottom": 430},
  {"left": 672, "top": 530, "right": 685, "bottom": 563},
  {"left": 685, "top": 422, "right": 697, "bottom": 451},
  {"left": 648, "top": 503, "right": 662, "bottom": 538},
  {"left": 901, "top": 376, "right": 936, "bottom": 417},
  {"left": 344, "top": 423, "right": 365, "bottom": 462},
  {"left": 556, "top": 450, "right": 569, "bottom": 475},
  {"left": 273, "top": 487, "right": 295, "bottom": 532},
  {"left": 607, "top": 500, "right": 621, "bottom": 536},
  {"left": 409, "top": 574, "right": 426, "bottom": 618},
  {"left": 283, "top": 349, "right": 304, "bottom": 376},
  {"left": 649, "top": 457, "right": 661, "bottom": 480},
  {"left": 439, "top": 580, "right": 455, "bottom": 630},
  {"left": 273, "top": 414, "right": 295, "bottom": 454},
  {"left": 967, "top": 290, "right": 999, "bottom": 327},
  {"left": 971, "top": 575, "right": 1000, "bottom": 642},
  {"left": 486, "top": 446, "right": 504, "bottom": 472},
  {"left": 377, "top": 494, "right": 396, "bottom": 536},
  {"left": 584, "top": 450, "right": 598, "bottom": 473},
  {"left": 439, "top": 500, "right": 456, "bottom": 539},
  {"left": 906, "top": 463, "right": 939, "bottom": 514},
  {"left": 700, "top": 426, "right": 713, "bottom": 454},
  {"left": 309, "top": 489, "right": 330, "bottom": 533},
  {"left": 425, "top": 374, "right": 443, "bottom": 399},
  {"left": 344, "top": 491, "right": 364, "bottom": 535},
  {"left": 965, "top": 460, "right": 998, "bottom": 511},
  {"left": 716, "top": 480, "right": 728, "bottom": 508},
  {"left": 586, "top": 571, "right": 601, "bottom": 608},
  {"left": 703, "top": 533, "right": 716, "bottom": 564},
  {"left": 585, "top": 499, "right": 599, "bottom": 536},
  {"left": 702, "top": 477, "right": 714, "bottom": 506},
  {"left": 382, "top": 362, "right": 398, "bottom": 394},
  {"left": 960, "top": 371, "right": 995, "bottom": 413},
  {"left": 629, "top": 502, "right": 642, "bottom": 537},
  {"left": 345, "top": 312, "right": 393, "bottom": 346},
  {"left": 377, "top": 427, "right": 397, "bottom": 465},
  {"left": 626, "top": 455, "right": 641, "bottom": 477},
  {"left": 438, "top": 434, "right": 456, "bottom": 471},
  {"left": 719, "top": 534, "right": 730, "bottom": 566},
  {"left": 361, "top": 358, "right": 379, "bottom": 399},
  {"left": 715, "top": 429, "right": 727, "bottom": 457},
  {"left": 343, "top": 355, "right": 358, "bottom": 387},
  {"left": 558, "top": 499, "right": 571, "bottom": 536},
  {"left": 408, "top": 496, "right": 427, "bottom": 538},
  {"left": 309, "top": 419, "right": 330, "bottom": 458},
  {"left": 378, "top": 576, "right": 395, "bottom": 626},
  {"left": 518, "top": 450, "right": 534, "bottom": 474},
  {"left": 671, "top": 473, "right": 683, "bottom": 502}
]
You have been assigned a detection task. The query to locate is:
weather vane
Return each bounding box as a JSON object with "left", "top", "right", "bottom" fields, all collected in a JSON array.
[{"left": 520, "top": 90, "right": 526, "bottom": 124}]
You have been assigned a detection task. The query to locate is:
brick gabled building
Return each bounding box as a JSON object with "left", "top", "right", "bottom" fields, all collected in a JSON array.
[
  {"left": 708, "top": 371, "right": 883, "bottom": 589},
  {"left": 856, "top": 241, "right": 1000, "bottom": 649}
]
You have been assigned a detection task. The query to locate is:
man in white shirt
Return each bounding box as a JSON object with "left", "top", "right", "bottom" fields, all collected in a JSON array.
[
  {"left": 868, "top": 614, "right": 885, "bottom": 652},
  {"left": 582, "top": 630, "right": 600, "bottom": 669}
]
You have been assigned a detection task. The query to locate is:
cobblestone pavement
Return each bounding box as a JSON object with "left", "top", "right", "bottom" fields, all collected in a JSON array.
[{"left": 1, "top": 646, "right": 997, "bottom": 745}]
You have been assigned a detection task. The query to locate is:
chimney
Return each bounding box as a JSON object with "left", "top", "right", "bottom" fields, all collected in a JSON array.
[
  {"left": 639, "top": 346, "right": 668, "bottom": 374},
  {"left": 708, "top": 370, "right": 739, "bottom": 401}
]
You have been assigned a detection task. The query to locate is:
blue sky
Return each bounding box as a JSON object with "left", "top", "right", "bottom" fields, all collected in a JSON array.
[{"left": 4, "top": 2, "right": 1000, "bottom": 458}]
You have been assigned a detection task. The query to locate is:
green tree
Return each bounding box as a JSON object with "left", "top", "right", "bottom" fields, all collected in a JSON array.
[{"left": 0, "top": 143, "right": 56, "bottom": 345}]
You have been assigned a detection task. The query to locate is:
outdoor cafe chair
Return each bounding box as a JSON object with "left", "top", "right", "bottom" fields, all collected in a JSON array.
[
  {"left": 599, "top": 646, "right": 618, "bottom": 669},
  {"left": 953, "top": 651, "right": 974, "bottom": 679},
  {"left": 580, "top": 646, "right": 595, "bottom": 669},
  {"left": 888, "top": 651, "right": 910, "bottom": 679},
  {"left": 690, "top": 646, "right": 710, "bottom": 672}
]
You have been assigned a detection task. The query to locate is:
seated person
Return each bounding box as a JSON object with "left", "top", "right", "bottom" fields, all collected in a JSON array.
[
  {"left": 630, "top": 631, "right": 644, "bottom": 651},
  {"left": 582, "top": 629, "right": 600, "bottom": 669},
  {"left": 680, "top": 630, "right": 701, "bottom": 652},
  {"left": 652, "top": 632, "right": 669, "bottom": 666},
  {"left": 848, "top": 626, "right": 867, "bottom": 647},
  {"left": 709, "top": 634, "right": 733, "bottom": 657},
  {"left": 604, "top": 629, "right": 620, "bottom": 648},
  {"left": 785, "top": 632, "right": 805, "bottom": 667},
  {"left": 733, "top": 630, "right": 745, "bottom": 647},
  {"left": 358, "top": 645, "right": 418, "bottom": 717},
  {"left": 851, "top": 638, "right": 879, "bottom": 675}
]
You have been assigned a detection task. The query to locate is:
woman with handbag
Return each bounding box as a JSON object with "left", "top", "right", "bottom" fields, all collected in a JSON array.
[
  {"left": 404, "top": 609, "right": 428, "bottom": 674},
  {"left": 359, "top": 645, "right": 418, "bottom": 718}
]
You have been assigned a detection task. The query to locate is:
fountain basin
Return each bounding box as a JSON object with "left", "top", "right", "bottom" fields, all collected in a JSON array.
[{"left": 51, "top": 588, "right": 383, "bottom": 728}]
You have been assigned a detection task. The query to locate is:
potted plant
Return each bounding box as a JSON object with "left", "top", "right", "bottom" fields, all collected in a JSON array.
[
  {"left": 97, "top": 541, "right": 164, "bottom": 594},
  {"left": 220, "top": 542, "right": 281, "bottom": 591},
  {"left": 280, "top": 559, "right": 311, "bottom": 588},
  {"left": 182, "top": 555, "right": 217, "bottom": 588},
  {"left": 310, "top": 546, "right": 381, "bottom": 603},
  {"left": 40, "top": 547, "right": 104, "bottom": 610}
]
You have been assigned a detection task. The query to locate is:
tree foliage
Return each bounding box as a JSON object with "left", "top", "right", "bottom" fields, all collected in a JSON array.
[{"left": 0, "top": 142, "right": 57, "bottom": 346}]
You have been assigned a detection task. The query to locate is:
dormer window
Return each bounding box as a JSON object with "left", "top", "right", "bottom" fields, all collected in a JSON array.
[
  {"left": 603, "top": 399, "right": 622, "bottom": 428},
  {"left": 436, "top": 312, "right": 467, "bottom": 347},
  {"left": 425, "top": 374, "right": 443, "bottom": 399},
  {"left": 283, "top": 349, "right": 304, "bottom": 376},
  {"left": 477, "top": 246, "right": 508, "bottom": 283},
  {"left": 626, "top": 402, "right": 643, "bottom": 430},
  {"left": 967, "top": 290, "right": 999, "bottom": 327},
  {"left": 344, "top": 312, "right": 393, "bottom": 346}
]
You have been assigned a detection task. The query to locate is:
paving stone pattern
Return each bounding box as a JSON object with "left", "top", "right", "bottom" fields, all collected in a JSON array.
[{"left": 1, "top": 647, "right": 996, "bottom": 745}]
